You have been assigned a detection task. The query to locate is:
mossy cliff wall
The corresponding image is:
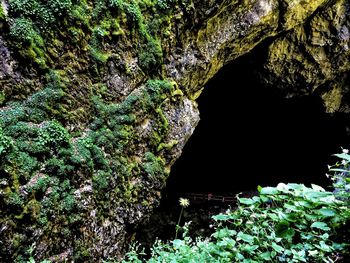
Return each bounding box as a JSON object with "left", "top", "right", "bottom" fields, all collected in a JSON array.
[{"left": 0, "top": 0, "right": 349, "bottom": 261}]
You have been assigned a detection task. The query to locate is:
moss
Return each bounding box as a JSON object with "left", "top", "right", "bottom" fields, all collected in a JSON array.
[
  {"left": 156, "top": 139, "right": 178, "bottom": 152},
  {"left": 15, "top": 199, "right": 41, "bottom": 221},
  {"left": 1, "top": 0, "right": 189, "bottom": 258},
  {"left": 0, "top": 4, "right": 6, "bottom": 20},
  {"left": 1, "top": 75, "right": 175, "bottom": 257},
  {"left": 92, "top": 170, "right": 111, "bottom": 191},
  {"left": 141, "top": 152, "right": 167, "bottom": 181},
  {"left": 138, "top": 37, "right": 163, "bottom": 72}
]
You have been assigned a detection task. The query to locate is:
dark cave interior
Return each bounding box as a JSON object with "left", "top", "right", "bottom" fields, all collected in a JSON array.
[
  {"left": 135, "top": 45, "right": 350, "bottom": 250},
  {"left": 165, "top": 50, "right": 350, "bottom": 196}
]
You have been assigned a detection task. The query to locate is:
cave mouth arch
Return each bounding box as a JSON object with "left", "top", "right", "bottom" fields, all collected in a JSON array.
[
  {"left": 134, "top": 46, "right": 350, "bottom": 249},
  {"left": 166, "top": 49, "right": 350, "bottom": 196}
]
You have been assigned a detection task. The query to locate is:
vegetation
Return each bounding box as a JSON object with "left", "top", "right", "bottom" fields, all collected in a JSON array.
[
  {"left": 0, "top": 78, "right": 178, "bottom": 260},
  {"left": 1, "top": 0, "right": 349, "bottom": 262},
  {"left": 122, "top": 151, "right": 350, "bottom": 263},
  {"left": 4, "top": 0, "right": 182, "bottom": 71}
]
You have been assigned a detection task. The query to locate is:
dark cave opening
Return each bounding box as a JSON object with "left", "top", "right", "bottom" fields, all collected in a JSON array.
[
  {"left": 166, "top": 51, "right": 350, "bottom": 196},
  {"left": 135, "top": 46, "right": 350, "bottom": 249}
]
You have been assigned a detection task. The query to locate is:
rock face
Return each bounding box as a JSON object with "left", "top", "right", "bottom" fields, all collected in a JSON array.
[
  {"left": 0, "top": 0, "right": 349, "bottom": 261},
  {"left": 262, "top": 0, "right": 350, "bottom": 113}
]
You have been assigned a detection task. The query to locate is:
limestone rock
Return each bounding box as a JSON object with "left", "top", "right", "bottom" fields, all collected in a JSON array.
[
  {"left": 0, "top": 0, "right": 349, "bottom": 261},
  {"left": 262, "top": 0, "right": 350, "bottom": 112}
]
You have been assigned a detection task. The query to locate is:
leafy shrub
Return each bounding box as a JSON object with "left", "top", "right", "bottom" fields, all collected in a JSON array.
[
  {"left": 0, "top": 76, "right": 176, "bottom": 259},
  {"left": 329, "top": 149, "right": 350, "bottom": 204},
  {"left": 123, "top": 182, "right": 349, "bottom": 262}
]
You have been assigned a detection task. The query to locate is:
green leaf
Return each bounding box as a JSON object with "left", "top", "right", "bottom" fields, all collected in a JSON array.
[
  {"left": 213, "top": 227, "right": 237, "bottom": 239},
  {"left": 284, "top": 203, "right": 301, "bottom": 212},
  {"left": 308, "top": 250, "right": 318, "bottom": 257},
  {"left": 329, "top": 168, "right": 349, "bottom": 172},
  {"left": 287, "top": 183, "right": 305, "bottom": 191},
  {"left": 257, "top": 185, "right": 263, "bottom": 192},
  {"left": 321, "top": 233, "right": 329, "bottom": 240},
  {"left": 172, "top": 239, "right": 184, "bottom": 249},
  {"left": 275, "top": 221, "right": 295, "bottom": 239},
  {"left": 311, "top": 222, "right": 330, "bottom": 231},
  {"left": 236, "top": 252, "right": 245, "bottom": 260},
  {"left": 271, "top": 242, "right": 284, "bottom": 253},
  {"left": 260, "top": 187, "right": 279, "bottom": 195},
  {"left": 243, "top": 244, "right": 259, "bottom": 253},
  {"left": 260, "top": 195, "right": 270, "bottom": 202},
  {"left": 268, "top": 213, "right": 279, "bottom": 221},
  {"left": 311, "top": 184, "right": 325, "bottom": 192},
  {"left": 0, "top": 145, "right": 4, "bottom": 154},
  {"left": 212, "top": 214, "right": 231, "bottom": 221},
  {"left": 334, "top": 153, "right": 350, "bottom": 162},
  {"left": 318, "top": 241, "right": 332, "bottom": 252},
  {"left": 296, "top": 200, "right": 313, "bottom": 208},
  {"left": 260, "top": 252, "right": 271, "bottom": 261},
  {"left": 252, "top": 196, "right": 261, "bottom": 202},
  {"left": 317, "top": 208, "right": 336, "bottom": 217},
  {"left": 239, "top": 198, "right": 256, "bottom": 205},
  {"left": 237, "top": 232, "right": 255, "bottom": 244},
  {"left": 305, "top": 191, "right": 333, "bottom": 202},
  {"left": 285, "top": 213, "right": 298, "bottom": 222},
  {"left": 276, "top": 183, "right": 288, "bottom": 190}
]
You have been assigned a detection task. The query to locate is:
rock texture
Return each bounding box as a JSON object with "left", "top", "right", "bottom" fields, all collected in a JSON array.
[
  {"left": 262, "top": 0, "right": 350, "bottom": 113},
  {"left": 0, "top": 0, "right": 349, "bottom": 261}
]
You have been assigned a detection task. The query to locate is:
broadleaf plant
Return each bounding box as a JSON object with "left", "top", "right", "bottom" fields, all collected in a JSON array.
[{"left": 122, "top": 149, "right": 350, "bottom": 262}]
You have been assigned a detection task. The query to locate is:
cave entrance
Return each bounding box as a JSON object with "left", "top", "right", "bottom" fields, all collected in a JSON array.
[
  {"left": 135, "top": 45, "right": 350, "bottom": 249},
  {"left": 166, "top": 48, "right": 350, "bottom": 196}
]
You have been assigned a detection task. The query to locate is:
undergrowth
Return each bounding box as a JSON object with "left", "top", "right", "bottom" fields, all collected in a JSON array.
[{"left": 122, "top": 151, "right": 350, "bottom": 263}]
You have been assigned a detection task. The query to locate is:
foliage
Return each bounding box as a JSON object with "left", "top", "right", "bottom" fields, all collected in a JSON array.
[
  {"left": 329, "top": 149, "right": 350, "bottom": 204},
  {"left": 7, "top": 0, "right": 74, "bottom": 68},
  {"left": 9, "top": 0, "right": 72, "bottom": 27},
  {"left": 0, "top": 4, "right": 5, "bottom": 20},
  {"left": 9, "top": 18, "right": 38, "bottom": 43},
  {"left": 123, "top": 181, "right": 350, "bottom": 262},
  {"left": 0, "top": 77, "right": 176, "bottom": 260},
  {"left": 142, "top": 152, "right": 166, "bottom": 181},
  {"left": 6, "top": 0, "right": 179, "bottom": 70},
  {"left": 138, "top": 38, "right": 163, "bottom": 73},
  {"left": 0, "top": 127, "right": 13, "bottom": 156},
  {"left": 47, "top": 0, "right": 73, "bottom": 16}
]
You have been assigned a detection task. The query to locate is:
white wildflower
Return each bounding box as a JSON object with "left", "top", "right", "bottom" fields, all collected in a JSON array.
[{"left": 179, "top": 198, "right": 190, "bottom": 208}]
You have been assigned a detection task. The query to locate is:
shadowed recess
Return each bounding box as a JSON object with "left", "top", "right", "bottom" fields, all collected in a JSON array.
[{"left": 166, "top": 52, "right": 350, "bottom": 194}]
